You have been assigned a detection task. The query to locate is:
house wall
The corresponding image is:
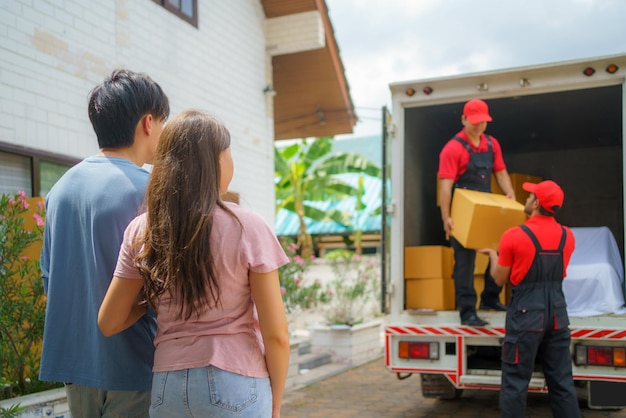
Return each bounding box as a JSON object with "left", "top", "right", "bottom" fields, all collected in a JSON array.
[{"left": 1, "top": 0, "right": 277, "bottom": 225}]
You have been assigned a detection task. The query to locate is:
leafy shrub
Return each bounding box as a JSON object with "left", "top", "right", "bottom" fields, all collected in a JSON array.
[
  {"left": 278, "top": 237, "right": 330, "bottom": 320},
  {"left": 322, "top": 250, "right": 381, "bottom": 326},
  {"left": 0, "top": 192, "right": 53, "bottom": 399}
]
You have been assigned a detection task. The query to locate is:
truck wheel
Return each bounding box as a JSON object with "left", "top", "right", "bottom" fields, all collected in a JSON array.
[{"left": 420, "top": 373, "right": 463, "bottom": 400}]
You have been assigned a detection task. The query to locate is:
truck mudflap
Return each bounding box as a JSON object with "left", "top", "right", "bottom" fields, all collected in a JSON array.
[{"left": 420, "top": 373, "right": 463, "bottom": 400}]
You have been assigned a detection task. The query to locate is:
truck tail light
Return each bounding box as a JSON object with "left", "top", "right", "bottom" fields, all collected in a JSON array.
[
  {"left": 575, "top": 344, "right": 626, "bottom": 367},
  {"left": 399, "top": 341, "right": 439, "bottom": 360}
]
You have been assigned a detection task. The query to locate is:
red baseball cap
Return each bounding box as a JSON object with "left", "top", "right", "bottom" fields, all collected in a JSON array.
[
  {"left": 522, "top": 180, "right": 564, "bottom": 214},
  {"left": 463, "top": 99, "right": 493, "bottom": 124}
]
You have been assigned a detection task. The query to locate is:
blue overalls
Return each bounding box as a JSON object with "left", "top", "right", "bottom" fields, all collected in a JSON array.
[
  {"left": 449, "top": 135, "right": 502, "bottom": 319},
  {"left": 500, "top": 225, "right": 580, "bottom": 418}
]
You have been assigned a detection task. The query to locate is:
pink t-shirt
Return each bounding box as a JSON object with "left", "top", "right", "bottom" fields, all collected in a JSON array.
[{"left": 114, "top": 202, "right": 289, "bottom": 376}]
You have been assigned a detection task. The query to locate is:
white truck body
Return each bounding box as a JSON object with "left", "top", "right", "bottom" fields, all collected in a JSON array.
[{"left": 383, "top": 54, "right": 626, "bottom": 408}]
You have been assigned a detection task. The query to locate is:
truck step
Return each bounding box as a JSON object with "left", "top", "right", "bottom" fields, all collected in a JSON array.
[{"left": 460, "top": 374, "right": 545, "bottom": 388}]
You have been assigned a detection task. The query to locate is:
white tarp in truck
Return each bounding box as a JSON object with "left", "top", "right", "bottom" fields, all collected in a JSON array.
[{"left": 564, "top": 227, "right": 626, "bottom": 317}]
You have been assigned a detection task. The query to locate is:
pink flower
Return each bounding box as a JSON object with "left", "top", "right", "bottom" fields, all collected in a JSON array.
[
  {"left": 353, "top": 254, "right": 362, "bottom": 261},
  {"left": 33, "top": 213, "right": 44, "bottom": 227},
  {"left": 294, "top": 277, "right": 301, "bottom": 285},
  {"left": 293, "top": 255, "right": 304, "bottom": 266},
  {"left": 280, "top": 287, "right": 287, "bottom": 295},
  {"left": 21, "top": 256, "right": 29, "bottom": 262},
  {"left": 309, "top": 255, "right": 316, "bottom": 260},
  {"left": 288, "top": 242, "right": 299, "bottom": 251}
]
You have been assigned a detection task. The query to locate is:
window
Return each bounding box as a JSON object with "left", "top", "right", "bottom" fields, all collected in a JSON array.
[
  {"left": 0, "top": 152, "right": 32, "bottom": 196},
  {"left": 40, "top": 160, "right": 71, "bottom": 197},
  {"left": 0, "top": 145, "right": 77, "bottom": 198},
  {"left": 153, "top": 0, "right": 197, "bottom": 27}
]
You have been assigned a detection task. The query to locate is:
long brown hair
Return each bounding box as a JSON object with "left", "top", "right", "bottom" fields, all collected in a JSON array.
[{"left": 136, "top": 110, "right": 236, "bottom": 320}]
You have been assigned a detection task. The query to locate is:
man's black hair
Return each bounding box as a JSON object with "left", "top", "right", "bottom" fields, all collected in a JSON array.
[{"left": 88, "top": 69, "right": 170, "bottom": 149}]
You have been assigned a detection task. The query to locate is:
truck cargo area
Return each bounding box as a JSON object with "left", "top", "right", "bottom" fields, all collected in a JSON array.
[
  {"left": 402, "top": 84, "right": 623, "bottom": 256},
  {"left": 385, "top": 55, "right": 626, "bottom": 410}
]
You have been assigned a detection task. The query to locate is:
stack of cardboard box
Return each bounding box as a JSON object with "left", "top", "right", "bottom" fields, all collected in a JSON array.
[
  {"left": 404, "top": 246, "right": 455, "bottom": 310},
  {"left": 405, "top": 187, "right": 525, "bottom": 310}
]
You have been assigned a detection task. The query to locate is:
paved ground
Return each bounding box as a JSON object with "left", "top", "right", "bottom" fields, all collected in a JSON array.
[{"left": 281, "top": 356, "right": 626, "bottom": 418}]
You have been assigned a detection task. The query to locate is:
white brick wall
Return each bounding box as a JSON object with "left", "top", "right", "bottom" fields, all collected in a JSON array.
[{"left": 0, "top": 0, "right": 279, "bottom": 224}]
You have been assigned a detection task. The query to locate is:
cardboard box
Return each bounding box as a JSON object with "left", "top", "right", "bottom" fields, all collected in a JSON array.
[
  {"left": 405, "top": 246, "right": 453, "bottom": 279},
  {"left": 406, "top": 277, "right": 455, "bottom": 310},
  {"left": 474, "top": 252, "right": 489, "bottom": 275},
  {"left": 491, "top": 173, "right": 542, "bottom": 205},
  {"left": 440, "top": 173, "right": 542, "bottom": 207},
  {"left": 473, "top": 274, "right": 507, "bottom": 308},
  {"left": 451, "top": 188, "right": 526, "bottom": 250}
]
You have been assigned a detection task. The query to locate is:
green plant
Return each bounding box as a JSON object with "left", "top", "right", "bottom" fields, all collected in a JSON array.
[
  {"left": 0, "top": 191, "right": 47, "bottom": 398},
  {"left": 322, "top": 250, "right": 381, "bottom": 326},
  {"left": 0, "top": 402, "right": 25, "bottom": 418},
  {"left": 274, "top": 137, "right": 381, "bottom": 257},
  {"left": 278, "top": 237, "right": 330, "bottom": 319}
]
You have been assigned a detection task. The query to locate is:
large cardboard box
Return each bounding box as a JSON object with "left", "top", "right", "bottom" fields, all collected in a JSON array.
[
  {"left": 451, "top": 188, "right": 526, "bottom": 250},
  {"left": 406, "top": 277, "right": 455, "bottom": 310},
  {"left": 491, "top": 173, "right": 542, "bottom": 205},
  {"left": 405, "top": 246, "right": 453, "bottom": 279},
  {"left": 474, "top": 252, "right": 489, "bottom": 275},
  {"left": 440, "top": 173, "right": 542, "bottom": 207}
]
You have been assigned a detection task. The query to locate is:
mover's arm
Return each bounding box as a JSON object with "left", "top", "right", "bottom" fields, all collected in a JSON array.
[
  {"left": 439, "top": 178, "right": 455, "bottom": 236},
  {"left": 494, "top": 169, "right": 516, "bottom": 201},
  {"left": 478, "top": 248, "right": 511, "bottom": 286}
]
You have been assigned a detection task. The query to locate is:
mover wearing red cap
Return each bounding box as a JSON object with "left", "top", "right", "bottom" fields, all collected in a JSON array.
[
  {"left": 522, "top": 180, "right": 564, "bottom": 214},
  {"left": 438, "top": 98, "right": 516, "bottom": 326},
  {"left": 479, "top": 179, "right": 580, "bottom": 417},
  {"left": 463, "top": 99, "right": 493, "bottom": 124}
]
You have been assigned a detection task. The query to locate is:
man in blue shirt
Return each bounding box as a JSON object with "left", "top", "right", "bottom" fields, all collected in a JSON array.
[{"left": 39, "top": 69, "right": 169, "bottom": 418}]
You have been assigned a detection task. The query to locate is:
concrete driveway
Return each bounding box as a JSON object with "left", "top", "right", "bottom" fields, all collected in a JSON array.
[{"left": 281, "top": 356, "right": 626, "bottom": 418}]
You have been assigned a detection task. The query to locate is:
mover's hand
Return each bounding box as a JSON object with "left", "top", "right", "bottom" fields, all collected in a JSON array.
[
  {"left": 506, "top": 192, "right": 516, "bottom": 201},
  {"left": 477, "top": 248, "right": 496, "bottom": 257}
]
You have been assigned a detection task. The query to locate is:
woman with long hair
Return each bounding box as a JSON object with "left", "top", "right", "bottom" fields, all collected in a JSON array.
[{"left": 98, "top": 110, "right": 290, "bottom": 417}]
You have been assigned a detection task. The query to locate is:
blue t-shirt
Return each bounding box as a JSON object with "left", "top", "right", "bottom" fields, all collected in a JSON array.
[{"left": 39, "top": 156, "right": 157, "bottom": 391}]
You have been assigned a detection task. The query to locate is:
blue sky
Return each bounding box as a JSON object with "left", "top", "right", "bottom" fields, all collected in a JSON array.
[{"left": 326, "top": 0, "right": 626, "bottom": 137}]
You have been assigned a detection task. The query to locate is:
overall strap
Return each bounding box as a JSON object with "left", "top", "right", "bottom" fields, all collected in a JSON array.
[
  {"left": 520, "top": 225, "right": 567, "bottom": 253},
  {"left": 453, "top": 136, "right": 473, "bottom": 154},
  {"left": 484, "top": 134, "right": 493, "bottom": 152}
]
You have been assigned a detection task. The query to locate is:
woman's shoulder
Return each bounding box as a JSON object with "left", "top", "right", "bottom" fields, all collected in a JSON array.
[{"left": 220, "top": 201, "right": 267, "bottom": 226}]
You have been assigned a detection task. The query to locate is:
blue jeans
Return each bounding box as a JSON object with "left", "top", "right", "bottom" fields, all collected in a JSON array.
[{"left": 149, "top": 365, "right": 272, "bottom": 417}]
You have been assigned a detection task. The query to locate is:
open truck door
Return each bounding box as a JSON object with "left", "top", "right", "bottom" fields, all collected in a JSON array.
[{"left": 381, "top": 105, "right": 393, "bottom": 314}]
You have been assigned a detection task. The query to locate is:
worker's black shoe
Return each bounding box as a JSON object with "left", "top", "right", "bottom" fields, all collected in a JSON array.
[
  {"left": 479, "top": 301, "right": 507, "bottom": 311},
  {"left": 461, "top": 314, "right": 489, "bottom": 326}
]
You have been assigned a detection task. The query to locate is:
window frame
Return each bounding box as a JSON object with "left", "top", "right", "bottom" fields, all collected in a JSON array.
[
  {"left": 152, "top": 0, "right": 198, "bottom": 27},
  {"left": 0, "top": 142, "right": 78, "bottom": 197}
]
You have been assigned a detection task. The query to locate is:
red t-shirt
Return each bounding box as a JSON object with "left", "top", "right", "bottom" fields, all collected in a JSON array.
[
  {"left": 497, "top": 215, "right": 576, "bottom": 286},
  {"left": 438, "top": 130, "right": 507, "bottom": 181}
]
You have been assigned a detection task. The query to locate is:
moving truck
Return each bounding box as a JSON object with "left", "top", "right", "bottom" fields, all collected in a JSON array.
[{"left": 382, "top": 54, "right": 626, "bottom": 409}]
